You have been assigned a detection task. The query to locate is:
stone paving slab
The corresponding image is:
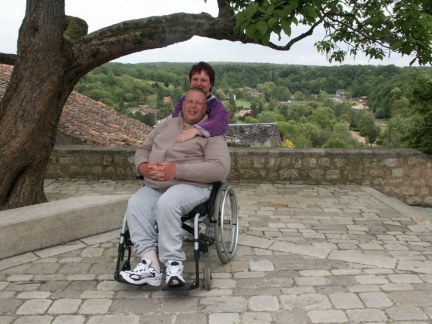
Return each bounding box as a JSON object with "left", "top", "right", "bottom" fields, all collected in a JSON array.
[{"left": 0, "top": 180, "right": 431, "bottom": 323}]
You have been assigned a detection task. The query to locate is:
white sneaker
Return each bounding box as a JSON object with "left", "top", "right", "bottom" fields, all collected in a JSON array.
[
  {"left": 119, "top": 259, "right": 162, "bottom": 286},
  {"left": 165, "top": 260, "right": 185, "bottom": 286}
]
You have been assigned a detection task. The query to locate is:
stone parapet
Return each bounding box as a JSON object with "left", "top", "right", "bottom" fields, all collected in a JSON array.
[
  {"left": 47, "top": 146, "right": 432, "bottom": 207},
  {"left": 49, "top": 145, "right": 136, "bottom": 179},
  {"left": 225, "top": 123, "right": 280, "bottom": 146}
]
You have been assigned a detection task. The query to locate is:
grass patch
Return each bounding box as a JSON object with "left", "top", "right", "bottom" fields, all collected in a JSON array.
[{"left": 236, "top": 99, "right": 251, "bottom": 109}]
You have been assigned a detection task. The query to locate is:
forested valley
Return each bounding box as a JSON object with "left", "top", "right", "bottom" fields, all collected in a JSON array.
[{"left": 74, "top": 63, "right": 432, "bottom": 154}]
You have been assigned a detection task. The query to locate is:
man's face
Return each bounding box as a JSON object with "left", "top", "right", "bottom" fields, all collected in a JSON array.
[
  {"left": 182, "top": 90, "right": 207, "bottom": 125},
  {"left": 190, "top": 70, "right": 212, "bottom": 96}
]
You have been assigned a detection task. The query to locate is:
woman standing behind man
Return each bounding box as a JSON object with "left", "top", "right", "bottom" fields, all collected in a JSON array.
[
  {"left": 172, "top": 62, "right": 229, "bottom": 143},
  {"left": 172, "top": 62, "right": 229, "bottom": 241}
]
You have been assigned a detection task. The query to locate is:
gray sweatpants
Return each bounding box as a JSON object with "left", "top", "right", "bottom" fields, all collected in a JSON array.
[{"left": 126, "top": 184, "right": 211, "bottom": 264}]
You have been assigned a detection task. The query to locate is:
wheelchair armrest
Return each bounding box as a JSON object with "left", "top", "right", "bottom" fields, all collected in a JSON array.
[
  {"left": 207, "top": 181, "right": 222, "bottom": 222},
  {"left": 181, "top": 202, "right": 209, "bottom": 222}
]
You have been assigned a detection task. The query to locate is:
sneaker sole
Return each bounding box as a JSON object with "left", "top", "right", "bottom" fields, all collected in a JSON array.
[{"left": 167, "top": 276, "right": 185, "bottom": 286}]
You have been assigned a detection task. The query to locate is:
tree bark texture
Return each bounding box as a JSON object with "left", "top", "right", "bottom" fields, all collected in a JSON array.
[
  {"left": 0, "top": 0, "right": 239, "bottom": 210},
  {"left": 0, "top": 0, "right": 71, "bottom": 209}
]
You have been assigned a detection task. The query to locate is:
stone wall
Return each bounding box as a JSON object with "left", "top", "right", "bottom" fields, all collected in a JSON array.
[
  {"left": 47, "top": 146, "right": 432, "bottom": 207},
  {"left": 49, "top": 145, "right": 135, "bottom": 179},
  {"left": 225, "top": 123, "right": 280, "bottom": 147}
]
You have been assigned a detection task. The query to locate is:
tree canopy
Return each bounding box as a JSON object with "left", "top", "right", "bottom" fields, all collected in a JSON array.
[
  {"left": 2, "top": 0, "right": 432, "bottom": 66},
  {"left": 234, "top": 0, "right": 432, "bottom": 65}
]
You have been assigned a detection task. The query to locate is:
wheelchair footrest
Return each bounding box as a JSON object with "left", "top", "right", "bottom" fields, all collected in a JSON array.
[{"left": 162, "top": 281, "right": 199, "bottom": 291}]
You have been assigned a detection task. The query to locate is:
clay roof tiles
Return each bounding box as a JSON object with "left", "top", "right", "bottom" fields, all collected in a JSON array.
[{"left": 0, "top": 64, "right": 152, "bottom": 146}]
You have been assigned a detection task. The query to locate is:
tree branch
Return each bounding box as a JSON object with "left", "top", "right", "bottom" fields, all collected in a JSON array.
[
  {"left": 265, "top": 18, "right": 324, "bottom": 51},
  {"left": 71, "top": 12, "right": 239, "bottom": 69},
  {"left": 325, "top": 14, "right": 392, "bottom": 50}
]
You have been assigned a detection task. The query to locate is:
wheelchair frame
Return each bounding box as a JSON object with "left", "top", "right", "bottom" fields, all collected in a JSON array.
[{"left": 114, "top": 181, "right": 239, "bottom": 291}]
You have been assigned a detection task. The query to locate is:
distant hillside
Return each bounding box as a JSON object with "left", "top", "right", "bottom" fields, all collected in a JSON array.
[
  {"left": 0, "top": 64, "right": 152, "bottom": 146},
  {"left": 75, "top": 62, "right": 432, "bottom": 118}
]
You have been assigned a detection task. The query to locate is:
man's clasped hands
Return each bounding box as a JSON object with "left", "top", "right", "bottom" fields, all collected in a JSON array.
[{"left": 138, "top": 162, "right": 176, "bottom": 182}]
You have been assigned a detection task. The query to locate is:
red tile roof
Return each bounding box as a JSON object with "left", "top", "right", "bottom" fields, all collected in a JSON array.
[{"left": 0, "top": 64, "right": 152, "bottom": 146}]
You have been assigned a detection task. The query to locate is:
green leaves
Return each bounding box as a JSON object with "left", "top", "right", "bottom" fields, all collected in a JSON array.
[
  {"left": 256, "top": 20, "right": 269, "bottom": 34},
  {"left": 235, "top": 3, "right": 273, "bottom": 44},
  {"left": 303, "top": 5, "right": 319, "bottom": 21},
  {"left": 235, "top": 1, "right": 302, "bottom": 45},
  {"left": 281, "top": 19, "right": 291, "bottom": 36},
  {"left": 244, "top": 4, "right": 257, "bottom": 20},
  {"left": 232, "top": 0, "right": 432, "bottom": 65}
]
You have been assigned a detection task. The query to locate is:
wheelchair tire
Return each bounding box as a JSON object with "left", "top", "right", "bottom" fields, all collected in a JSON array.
[
  {"left": 213, "top": 182, "right": 239, "bottom": 264},
  {"left": 203, "top": 264, "right": 212, "bottom": 290}
]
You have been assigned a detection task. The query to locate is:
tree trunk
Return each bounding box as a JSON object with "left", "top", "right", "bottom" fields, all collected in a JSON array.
[
  {"left": 0, "top": 0, "right": 239, "bottom": 210},
  {"left": 0, "top": 0, "right": 74, "bottom": 210}
]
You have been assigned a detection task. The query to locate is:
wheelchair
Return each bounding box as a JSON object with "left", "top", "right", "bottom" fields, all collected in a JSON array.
[{"left": 114, "top": 180, "right": 239, "bottom": 291}]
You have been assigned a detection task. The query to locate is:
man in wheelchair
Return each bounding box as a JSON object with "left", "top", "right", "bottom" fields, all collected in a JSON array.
[{"left": 118, "top": 87, "right": 231, "bottom": 287}]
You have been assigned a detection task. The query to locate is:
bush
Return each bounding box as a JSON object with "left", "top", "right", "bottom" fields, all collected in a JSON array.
[
  {"left": 281, "top": 138, "right": 295, "bottom": 148},
  {"left": 322, "top": 139, "right": 348, "bottom": 148}
]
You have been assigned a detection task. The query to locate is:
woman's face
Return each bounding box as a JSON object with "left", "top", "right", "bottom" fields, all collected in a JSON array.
[{"left": 190, "top": 70, "right": 212, "bottom": 96}]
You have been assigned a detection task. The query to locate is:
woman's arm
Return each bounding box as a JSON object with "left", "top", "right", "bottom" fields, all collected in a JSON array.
[
  {"left": 173, "top": 96, "right": 229, "bottom": 139},
  {"left": 195, "top": 98, "right": 229, "bottom": 137},
  {"left": 172, "top": 97, "right": 184, "bottom": 117}
]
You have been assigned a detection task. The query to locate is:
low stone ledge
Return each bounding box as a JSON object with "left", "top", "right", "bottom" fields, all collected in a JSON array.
[
  {"left": 0, "top": 194, "right": 129, "bottom": 260},
  {"left": 47, "top": 146, "right": 432, "bottom": 207}
]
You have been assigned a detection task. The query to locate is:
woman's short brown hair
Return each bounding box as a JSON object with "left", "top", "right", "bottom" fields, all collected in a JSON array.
[{"left": 189, "top": 61, "right": 215, "bottom": 92}]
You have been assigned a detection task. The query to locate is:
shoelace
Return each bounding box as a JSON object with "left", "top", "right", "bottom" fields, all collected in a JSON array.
[{"left": 134, "top": 261, "right": 155, "bottom": 275}]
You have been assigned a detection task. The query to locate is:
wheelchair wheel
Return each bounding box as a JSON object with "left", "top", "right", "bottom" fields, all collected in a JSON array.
[
  {"left": 202, "top": 264, "right": 212, "bottom": 290},
  {"left": 214, "top": 182, "right": 239, "bottom": 264}
]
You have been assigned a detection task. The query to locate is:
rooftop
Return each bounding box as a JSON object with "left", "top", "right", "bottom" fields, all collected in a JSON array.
[{"left": 0, "top": 64, "right": 152, "bottom": 146}]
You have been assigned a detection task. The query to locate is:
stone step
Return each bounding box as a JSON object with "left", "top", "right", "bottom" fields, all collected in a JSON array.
[{"left": 0, "top": 195, "right": 129, "bottom": 260}]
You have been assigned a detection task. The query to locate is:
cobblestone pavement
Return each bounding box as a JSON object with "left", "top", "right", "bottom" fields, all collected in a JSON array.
[{"left": 1, "top": 179, "right": 432, "bottom": 324}]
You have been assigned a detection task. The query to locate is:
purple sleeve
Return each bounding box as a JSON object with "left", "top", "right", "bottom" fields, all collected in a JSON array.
[
  {"left": 172, "top": 96, "right": 185, "bottom": 118},
  {"left": 199, "top": 98, "right": 229, "bottom": 137}
]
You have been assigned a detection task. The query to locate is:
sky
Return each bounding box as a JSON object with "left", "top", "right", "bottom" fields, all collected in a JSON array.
[{"left": 0, "top": 0, "right": 419, "bottom": 67}]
